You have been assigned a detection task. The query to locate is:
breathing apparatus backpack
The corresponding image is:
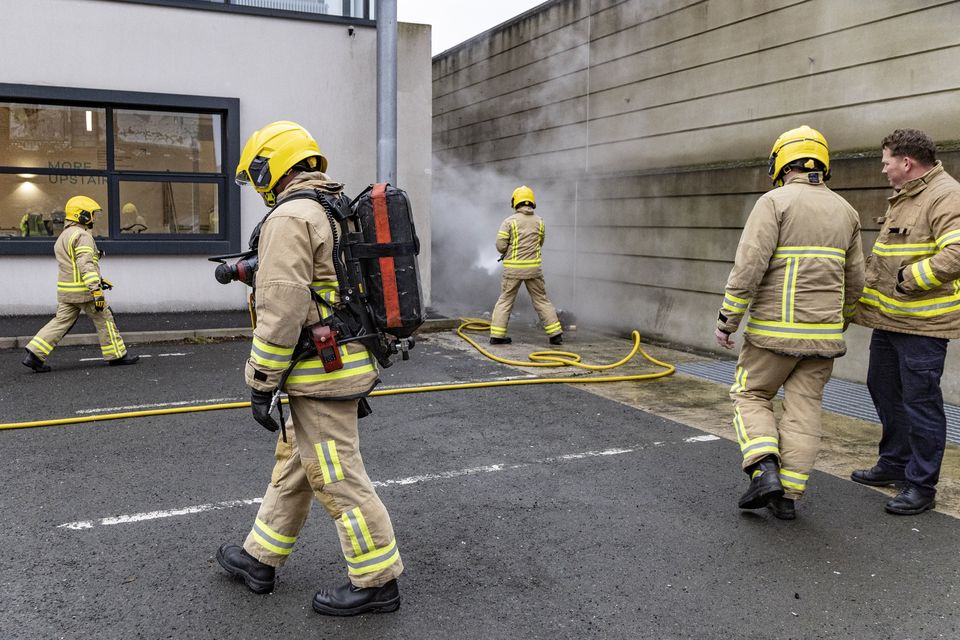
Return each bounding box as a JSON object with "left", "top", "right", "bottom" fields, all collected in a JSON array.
[
  {"left": 256, "top": 183, "right": 423, "bottom": 374},
  {"left": 211, "top": 182, "right": 423, "bottom": 367}
]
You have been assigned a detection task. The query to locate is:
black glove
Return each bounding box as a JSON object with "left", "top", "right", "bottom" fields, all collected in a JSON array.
[
  {"left": 250, "top": 389, "right": 280, "bottom": 432},
  {"left": 895, "top": 267, "right": 906, "bottom": 294}
]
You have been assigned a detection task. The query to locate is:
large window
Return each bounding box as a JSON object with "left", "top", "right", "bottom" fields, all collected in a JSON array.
[{"left": 0, "top": 85, "right": 239, "bottom": 255}]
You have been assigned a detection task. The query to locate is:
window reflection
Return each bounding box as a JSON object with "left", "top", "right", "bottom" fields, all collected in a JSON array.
[
  {"left": 0, "top": 103, "right": 106, "bottom": 170},
  {"left": 0, "top": 174, "right": 108, "bottom": 239},
  {"left": 119, "top": 181, "right": 219, "bottom": 235},
  {"left": 114, "top": 110, "right": 221, "bottom": 173}
]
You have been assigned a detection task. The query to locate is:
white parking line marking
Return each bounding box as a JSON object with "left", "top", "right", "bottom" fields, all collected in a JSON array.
[
  {"left": 75, "top": 397, "right": 240, "bottom": 415},
  {"left": 684, "top": 435, "right": 721, "bottom": 443},
  {"left": 59, "top": 498, "right": 264, "bottom": 530},
  {"left": 78, "top": 352, "right": 188, "bottom": 362},
  {"left": 56, "top": 438, "right": 720, "bottom": 531}
]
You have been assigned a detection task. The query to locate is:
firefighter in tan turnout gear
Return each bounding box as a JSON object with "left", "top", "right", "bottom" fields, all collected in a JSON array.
[
  {"left": 22, "top": 196, "right": 139, "bottom": 372},
  {"left": 217, "top": 121, "right": 403, "bottom": 616},
  {"left": 715, "top": 126, "right": 864, "bottom": 520},
  {"left": 489, "top": 185, "right": 563, "bottom": 345}
]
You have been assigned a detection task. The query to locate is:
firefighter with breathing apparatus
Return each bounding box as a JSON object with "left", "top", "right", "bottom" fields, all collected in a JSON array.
[{"left": 216, "top": 121, "right": 404, "bottom": 616}]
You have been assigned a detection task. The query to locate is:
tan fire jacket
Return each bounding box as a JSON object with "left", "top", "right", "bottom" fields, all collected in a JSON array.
[
  {"left": 245, "top": 172, "right": 379, "bottom": 399},
  {"left": 497, "top": 205, "right": 545, "bottom": 278},
  {"left": 55, "top": 221, "right": 102, "bottom": 303},
  {"left": 854, "top": 162, "right": 960, "bottom": 338},
  {"left": 717, "top": 171, "right": 864, "bottom": 357}
]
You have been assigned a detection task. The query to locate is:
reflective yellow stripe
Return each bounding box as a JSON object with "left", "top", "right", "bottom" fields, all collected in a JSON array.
[
  {"left": 872, "top": 242, "right": 936, "bottom": 257},
  {"left": 722, "top": 293, "right": 750, "bottom": 314},
  {"left": 741, "top": 436, "right": 779, "bottom": 460},
  {"left": 936, "top": 229, "right": 960, "bottom": 249},
  {"left": 732, "top": 406, "right": 747, "bottom": 445},
  {"left": 779, "top": 469, "right": 809, "bottom": 492},
  {"left": 781, "top": 257, "right": 799, "bottom": 323},
  {"left": 537, "top": 221, "right": 544, "bottom": 262},
  {"left": 346, "top": 538, "right": 401, "bottom": 576},
  {"left": 251, "top": 530, "right": 294, "bottom": 555},
  {"left": 29, "top": 337, "right": 53, "bottom": 355},
  {"left": 773, "top": 245, "right": 846, "bottom": 260},
  {"left": 489, "top": 325, "right": 508, "bottom": 337},
  {"left": 256, "top": 518, "right": 296, "bottom": 544},
  {"left": 250, "top": 337, "right": 294, "bottom": 369},
  {"left": 745, "top": 319, "right": 843, "bottom": 341},
  {"left": 543, "top": 321, "right": 561, "bottom": 334},
  {"left": 910, "top": 259, "right": 942, "bottom": 290},
  {"left": 285, "top": 350, "right": 376, "bottom": 384},
  {"left": 316, "top": 440, "right": 345, "bottom": 484},
  {"left": 859, "top": 287, "right": 960, "bottom": 317},
  {"left": 341, "top": 507, "right": 376, "bottom": 557},
  {"left": 497, "top": 231, "right": 510, "bottom": 238},
  {"left": 503, "top": 259, "right": 542, "bottom": 268},
  {"left": 57, "top": 282, "right": 89, "bottom": 291},
  {"left": 730, "top": 365, "right": 748, "bottom": 395}
]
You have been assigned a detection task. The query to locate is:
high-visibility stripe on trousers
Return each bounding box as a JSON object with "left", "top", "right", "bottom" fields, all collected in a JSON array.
[
  {"left": 490, "top": 274, "right": 561, "bottom": 339},
  {"left": 728, "top": 340, "right": 834, "bottom": 500},
  {"left": 243, "top": 397, "right": 403, "bottom": 588},
  {"left": 26, "top": 301, "right": 127, "bottom": 362}
]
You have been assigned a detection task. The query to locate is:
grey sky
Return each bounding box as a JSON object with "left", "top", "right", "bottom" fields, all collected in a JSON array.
[{"left": 398, "top": 0, "right": 548, "bottom": 55}]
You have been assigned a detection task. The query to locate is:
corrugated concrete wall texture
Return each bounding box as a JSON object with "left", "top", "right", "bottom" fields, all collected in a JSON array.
[{"left": 431, "top": 0, "right": 960, "bottom": 399}]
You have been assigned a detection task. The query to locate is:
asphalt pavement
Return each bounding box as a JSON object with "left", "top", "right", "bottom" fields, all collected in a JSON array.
[{"left": 1, "top": 335, "right": 958, "bottom": 639}]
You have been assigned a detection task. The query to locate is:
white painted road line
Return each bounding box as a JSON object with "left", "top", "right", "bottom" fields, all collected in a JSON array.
[
  {"left": 75, "top": 397, "right": 241, "bottom": 415},
  {"left": 78, "top": 352, "right": 189, "bottom": 362},
  {"left": 684, "top": 435, "right": 721, "bottom": 443},
  {"left": 56, "top": 438, "right": 721, "bottom": 531}
]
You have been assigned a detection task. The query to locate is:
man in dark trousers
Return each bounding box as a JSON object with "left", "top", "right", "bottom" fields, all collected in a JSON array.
[{"left": 852, "top": 128, "right": 960, "bottom": 515}]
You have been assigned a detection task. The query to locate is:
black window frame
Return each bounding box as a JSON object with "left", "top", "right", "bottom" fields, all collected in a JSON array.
[
  {"left": 0, "top": 83, "right": 241, "bottom": 256},
  {"left": 100, "top": 0, "right": 375, "bottom": 24}
]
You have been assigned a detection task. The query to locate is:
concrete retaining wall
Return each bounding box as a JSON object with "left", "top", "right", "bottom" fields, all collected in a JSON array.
[{"left": 431, "top": 0, "right": 960, "bottom": 400}]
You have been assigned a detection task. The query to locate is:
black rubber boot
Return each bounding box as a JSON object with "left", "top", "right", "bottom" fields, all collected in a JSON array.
[
  {"left": 216, "top": 543, "right": 275, "bottom": 594},
  {"left": 489, "top": 337, "right": 512, "bottom": 345},
  {"left": 313, "top": 579, "right": 400, "bottom": 616},
  {"left": 22, "top": 349, "right": 51, "bottom": 373},
  {"left": 738, "top": 456, "right": 783, "bottom": 509},
  {"left": 549, "top": 333, "right": 564, "bottom": 346},
  {"left": 767, "top": 496, "right": 796, "bottom": 520},
  {"left": 108, "top": 352, "right": 140, "bottom": 366}
]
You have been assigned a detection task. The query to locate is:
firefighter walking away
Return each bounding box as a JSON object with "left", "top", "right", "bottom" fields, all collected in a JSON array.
[
  {"left": 216, "top": 121, "right": 403, "bottom": 616},
  {"left": 489, "top": 185, "right": 563, "bottom": 345},
  {"left": 715, "top": 126, "right": 864, "bottom": 520},
  {"left": 22, "top": 195, "right": 139, "bottom": 372}
]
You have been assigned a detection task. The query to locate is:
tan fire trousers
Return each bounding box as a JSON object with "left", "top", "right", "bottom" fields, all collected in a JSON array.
[
  {"left": 730, "top": 340, "right": 834, "bottom": 500},
  {"left": 27, "top": 301, "right": 128, "bottom": 362},
  {"left": 490, "top": 274, "right": 561, "bottom": 338},
  {"left": 243, "top": 396, "right": 403, "bottom": 588}
]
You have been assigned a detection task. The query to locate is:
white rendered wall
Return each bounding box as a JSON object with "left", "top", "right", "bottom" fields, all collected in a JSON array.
[{"left": 0, "top": 0, "right": 431, "bottom": 313}]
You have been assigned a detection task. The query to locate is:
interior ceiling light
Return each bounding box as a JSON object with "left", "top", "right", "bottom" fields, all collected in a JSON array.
[{"left": 85, "top": 110, "right": 93, "bottom": 132}]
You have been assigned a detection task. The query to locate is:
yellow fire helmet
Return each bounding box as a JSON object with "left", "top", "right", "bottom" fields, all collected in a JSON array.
[
  {"left": 64, "top": 195, "right": 101, "bottom": 227},
  {"left": 511, "top": 185, "right": 536, "bottom": 209},
  {"left": 235, "top": 121, "right": 328, "bottom": 206},
  {"left": 767, "top": 125, "right": 830, "bottom": 186}
]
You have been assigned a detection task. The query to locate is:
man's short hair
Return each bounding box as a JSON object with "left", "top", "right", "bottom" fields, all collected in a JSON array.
[{"left": 881, "top": 128, "right": 937, "bottom": 166}]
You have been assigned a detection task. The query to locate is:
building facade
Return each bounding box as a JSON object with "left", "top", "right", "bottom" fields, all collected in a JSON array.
[
  {"left": 1, "top": 0, "right": 431, "bottom": 313},
  {"left": 431, "top": 0, "right": 960, "bottom": 400}
]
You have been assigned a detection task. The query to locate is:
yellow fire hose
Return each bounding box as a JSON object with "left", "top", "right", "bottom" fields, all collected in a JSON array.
[{"left": 0, "top": 319, "right": 673, "bottom": 431}]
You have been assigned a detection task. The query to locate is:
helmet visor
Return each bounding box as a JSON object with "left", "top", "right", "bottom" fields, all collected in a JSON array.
[{"left": 235, "top": 155, "right": 272, "bottom": 189}]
